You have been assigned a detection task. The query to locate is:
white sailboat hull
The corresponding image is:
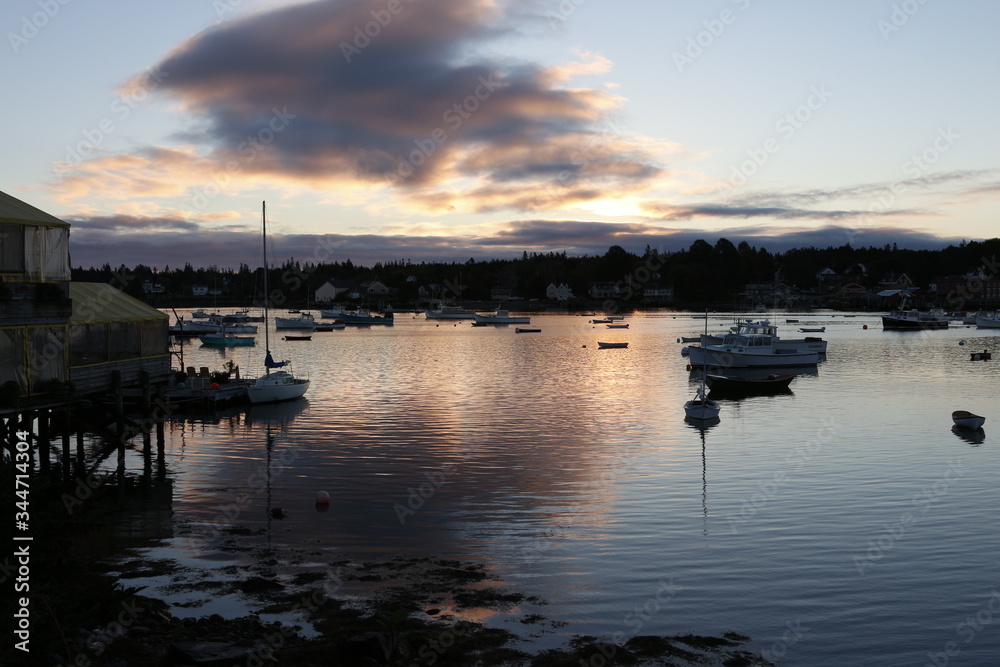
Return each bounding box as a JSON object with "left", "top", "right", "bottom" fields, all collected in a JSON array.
[{"left": 247, "top": 374, "right": 310, "bottom": 404}]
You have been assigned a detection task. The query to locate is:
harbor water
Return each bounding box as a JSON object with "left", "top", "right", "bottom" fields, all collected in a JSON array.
[{"left": 105, "top": 311, "right": 1000, "bottom": 665}]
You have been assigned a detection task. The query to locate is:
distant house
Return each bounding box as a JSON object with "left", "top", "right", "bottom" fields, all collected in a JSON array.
[
  {"left": 744, "top": 282, "right": 794, "bottom": 305},
  {"left": 490, "top": 287, "right": 513, "bottom": 301},
  {"left": 192, "top": 284, "right": 209, "bottom": 296},
  {"left": 142, "top": 280, "right": 165, "bottom": 294},
  {"left": 816, "top": 267, "right": 838, "bottom": 283},
  {"left": 840, "top": 283, "right": 868, "bottom": 298},
  {"left": 363, "top": 280, "right": 394, "bottom": 297},
  {"left": 643, "top": 285, "right": 674, "bottom": 303},
  {"left": 877, "top": 272, "right": 915, "bottom": 290},
  {"left": 588, "top": 282, "right": 619, "bottom": 299},
  {"left": 546, "top": 283, "right": 573, "bottom": 301},
  {"left": 314, "top": 279, "right": 363, "bottom": 302}
]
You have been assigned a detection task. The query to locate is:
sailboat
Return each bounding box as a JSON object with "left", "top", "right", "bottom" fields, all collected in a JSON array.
[
  {"left": 684, "top": 311, "right": 721, "bottom": 421},
  {"left": 246, "top": 202, "right": 310, "bottom": 404}
]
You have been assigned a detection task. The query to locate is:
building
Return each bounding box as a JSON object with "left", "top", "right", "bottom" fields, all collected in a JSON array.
[
  {"left": 490, "top": 287, "right": 513, "bottom": 301},
  {"left": 0, "top": 190, "right": 170, "bottom": 402},
  {"left": 192, "top": 284, "right": 209, "bottom": 296},
  {"left": 546, "top": 283, "right": 573, "bottom": 301},
  {"left": 314, "top": 279, "right": 363, "bottom": 302},
  {"left": 643, "top": 285, "right": 674, "bottom": 303},
  {"left": 68, "top": 282, "right": 171, "bottom": 395},
  {"left": 588, "top": 282, "right": 619, "bottom": 299},
  {"left": 0, "top": 190, "right": 72, "bottom": 398},
  {"left": 363, "top": 280, "right": 394, "bottom": 298}
]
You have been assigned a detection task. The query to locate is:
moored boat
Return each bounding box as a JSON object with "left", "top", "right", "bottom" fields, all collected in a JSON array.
[
  {"left": 514, "top": 327, "right": 540, "bottom": 333},
  {"left": 705, "top": 373, "right": 794, "bottom": 396},
  {"left": 952, "top": 410, "right": 986, "bottom": 430},
  {"left": 881, "top": 295, "right": 949, "bottom": 330},
  {"left": 701, "top": 320, "right": 827, "bottom": 354},
  {"left": 275, "top": 312, "right": 316, "bottom": 329},
  {"left": 474, "top": 308, "right": 530, "bottom": 324},
  {"left": 687, "top": 320, "right": 821, "bottom": 368},
  {"left": 338, "top": 309, "right": 394, "bottom": 325},
  {"left": 198, "top": 330, "right": 255, "bottom": 347},
  {"left": 598, "top": 341, "right": 628, "bottom": 349},
  {"left": 424, "top": 305, "right": 476, "bottom": 320},
  {"left": 975, "top": 311, "right": 1000, "bottom": 328},
  {"left": 246, "top": 202, "right": 309, "bottom": 405}
]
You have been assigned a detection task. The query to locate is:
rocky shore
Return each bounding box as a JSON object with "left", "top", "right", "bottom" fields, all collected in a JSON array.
[{"left": 4, "top": 475, "right": 775, "bottom": 667}]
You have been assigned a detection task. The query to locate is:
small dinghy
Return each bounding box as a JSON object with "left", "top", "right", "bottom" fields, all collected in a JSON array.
[{"left": 952, "top": 410, "right": 986, "bottom": 430}]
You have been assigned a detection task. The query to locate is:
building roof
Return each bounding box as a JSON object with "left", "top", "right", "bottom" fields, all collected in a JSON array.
[
  {"left": 69, "top": 282, "right": 168, "bottom": 323},
  {"left": 0, "top": 190, "right": 70, "bottom": 228}
]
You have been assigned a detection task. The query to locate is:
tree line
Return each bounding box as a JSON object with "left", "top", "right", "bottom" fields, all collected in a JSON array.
[{"left": 70, "top": 237, "right": 1000, "bottom": 308}]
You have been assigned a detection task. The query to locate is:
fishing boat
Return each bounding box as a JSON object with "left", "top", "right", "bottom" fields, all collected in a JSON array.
[
  {"left": 474, "top": 308, "right": 530, "bottom": 324},
  {"left": 275, "top": 311, "right": 316, "bottom": 329},
  {"left": 598, "top": 341, "right": 628, "bottom": 349},
  {"left": 339, "top": 309, "right": 394, "bottom": 325},
  {"left": 686, "top": 321, "right": 820, "bottom": 368},
  {"left": 699, "top": 320, "right": 827, "bottom": 354},
  {"left": 975, "top": 311, "right": 1000, "bottom": 329},
  {"left": 591, "top": 318, "right": 612, "bottom": 324},
  {"left": 246, "top": 202, "right": 310, "bottom": 405},
  {"left": 952, "top": 410, "right": 986, "bottom": 430},
  {"left": 606, "top": 323, "right": 629, "bottom": 329},
  {"left": 881, "top": 294, "right": 949, "bottom": 330},
  {"left": 424, "top": 304, "right": 476, "bottom": 320}
]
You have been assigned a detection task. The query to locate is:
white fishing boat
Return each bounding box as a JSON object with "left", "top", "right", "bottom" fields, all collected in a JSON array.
[
  {"left": 275, "top": 311, "right": 316, "bottom": 329},
  {"left": 687, "top": 320, "right": 820, "bottom": 368},
  {"left": 474, "top": 308, "right": 530, "bottom": 324},
  {"left": 246, "top": 202, "right": 310, "bottom": 404},
  {"left": 699, "top": 320, "right": 827, "bottom": 355}
]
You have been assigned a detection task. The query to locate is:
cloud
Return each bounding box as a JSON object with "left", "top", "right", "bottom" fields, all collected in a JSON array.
[
  {"left": 100, "top": 0, "right": 663, "bottom": 213},
  {"left": 66, "top": 216, "right": 970, "bottom": 270}
]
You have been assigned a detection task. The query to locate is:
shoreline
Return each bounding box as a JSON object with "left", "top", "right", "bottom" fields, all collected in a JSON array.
[{"left": 5, "top": 476, "right": 775, "bottom": 666}]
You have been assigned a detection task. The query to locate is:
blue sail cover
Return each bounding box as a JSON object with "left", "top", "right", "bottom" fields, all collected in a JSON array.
[{"left": 264, "top": 352, "right": 288, "bottom": 369}]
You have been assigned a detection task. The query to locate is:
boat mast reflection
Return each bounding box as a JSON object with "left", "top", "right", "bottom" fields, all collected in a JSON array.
[{"left": 685, "top": 415, "right": 720, "bottom": 536}]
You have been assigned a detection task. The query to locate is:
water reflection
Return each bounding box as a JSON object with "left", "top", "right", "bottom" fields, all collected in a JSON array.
[
  {"left": 951, "top": 424, "right": 986, "bottom": 445},
  {"left": 684, "top": 415, "right": 719, "bottom": 537}
]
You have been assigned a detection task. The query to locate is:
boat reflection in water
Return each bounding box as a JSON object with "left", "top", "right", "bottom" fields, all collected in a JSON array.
[
  {"left": 690, "top": 365, "right": 815, "bottom": 399},
  {"left": 951, "top": 424, "right": 986, "bottom": 446},
  {"left": 684, "top": 415, "right": 719, "bottom": 537}
]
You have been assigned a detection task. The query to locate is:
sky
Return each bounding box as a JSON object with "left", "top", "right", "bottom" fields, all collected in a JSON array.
[{"left": 3, "top": 0, "right": 999, "bottom": 269}]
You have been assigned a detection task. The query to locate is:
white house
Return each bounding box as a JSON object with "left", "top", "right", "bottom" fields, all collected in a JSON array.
[{"left": 546, "top": 282, "right": 573, "bottom": 301}]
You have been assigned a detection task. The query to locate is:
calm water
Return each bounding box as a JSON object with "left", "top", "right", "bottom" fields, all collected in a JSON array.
[{"left": 112, "top": 311, "right": 1000, "bottom": 665}]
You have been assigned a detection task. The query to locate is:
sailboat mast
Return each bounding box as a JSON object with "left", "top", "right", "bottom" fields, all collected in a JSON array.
[{"left": 262, "top": 201, "right": 270, "bottom": 361}]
